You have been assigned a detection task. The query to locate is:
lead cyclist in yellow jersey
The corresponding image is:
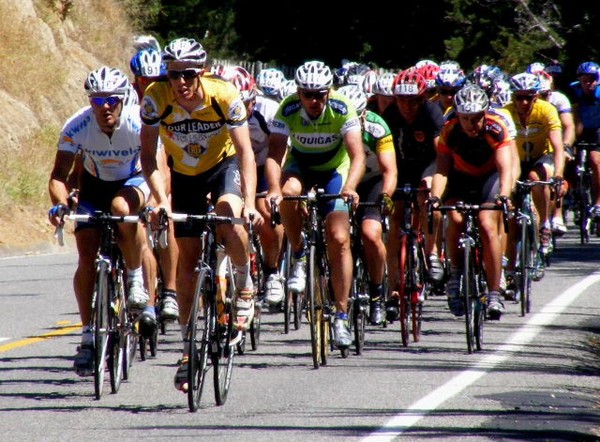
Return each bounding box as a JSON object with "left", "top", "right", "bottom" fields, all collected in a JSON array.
[{"left": 139, "top": 37, "right": 263, "bottom": 392}]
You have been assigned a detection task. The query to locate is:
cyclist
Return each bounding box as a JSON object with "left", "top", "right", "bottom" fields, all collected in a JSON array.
[
  {"left": 536, "top": 69, "right": 576, "bottom": 235},
  {"left": 429, "top": 84, "right": 514, "bottom": 319},
  {"left": 48, "top": 66, "right": 155, "bottom": 376},
  {"left": 264, "top": 60, "right": 365, "bottom": 349},
  {"left": 434, "top": 68, "right": 467, "bottom": 115},
  {"left": 570, "top": 61, "right": 600, "bottom": 220},
  {"left": 129, "top": 47, "right": 180, "bottom": 321},
  {"left": 381, "top": 67, "right": 445, "bottom": 320},
  {"left": 256, "top": 67, "right": 286, "bottom": 102},
  {"left": 337, "top": 84, "right": 397, "bottom": 325},
  {"left": 227, "top": 66, "right": 285, "bottom": 307},
  {"left": 139, "top": 37, "right": 263, "bottom": 391},
  {"left": 366, "top": 71, "right": 396, "bottom": 116},
  {"left": 502, "top": 72, "right": 564, "bottom": 297}
]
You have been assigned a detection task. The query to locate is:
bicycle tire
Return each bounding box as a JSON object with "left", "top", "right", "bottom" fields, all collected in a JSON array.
[
  {"left": 213, "top": 259, "right": 235, "bottom": 406},
  {"left": 187, "top": 268, "right": 211, "bottom": 412},
  {"left": 307, "top": 244, "right": 322, "bottom": 369},
  {"left": 352, "top": 256, "right": 367, "bottom": 355},
  {"left": 578, "top": 176, "right": 592, "bottom": 244},
  {"left": 411, "top": 238, "right": 426, "bottom": 343},
  {"left": 398, "top": 234, "right": 410, "bottom": 347},
  {"left": 318, "top": 255, "right": 331, "bottom": 364},
  {"left": 463, "top": 248, "right": 476, "bottom": 354},
  {"left": 123, "top": 312, "right": 138, "bottom": 381},
  {"left": 474, "top": 259, "right": 486, "bottom": 351},
  {"left": 519, "top": 218, "right": 531, "bottom": 317},
  {"left": 249, "top": 237, "right": 263, "bottom": 350},
  {"left": 93, "top": 265, "right": 110, "bottom": 400},
  {"left": 293, "top": 291, "right": 303, "bottom": 331},
  {"left": 281, "top": 240, "right": 292, "bottom": 334},
  {"left": 109, "top": 273, "right": 126, "bottom": 394}
]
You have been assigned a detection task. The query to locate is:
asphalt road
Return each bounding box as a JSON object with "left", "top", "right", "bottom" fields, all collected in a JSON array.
[{"left": 0, "top": 228, "right": 599, "bottom": 441}]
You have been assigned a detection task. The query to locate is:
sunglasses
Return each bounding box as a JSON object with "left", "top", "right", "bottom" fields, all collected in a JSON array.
[
  {"left": 90, "top": 96, "right": 122, "bottom": 107},
  {"left": 514, "top": 94, "right": 536, "bottom": 101},
  {"left": 438, "top": 88, "right": 457, "bottom": 96},
  {"left": 167, "top": 70, "right": 199, "bottom": 81},
  {"left": 301, "top": 90, "right": 328, "bottom": 100}
]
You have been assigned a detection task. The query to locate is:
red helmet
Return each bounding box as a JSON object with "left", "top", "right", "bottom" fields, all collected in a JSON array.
[
  {"left": 393, "top": 68, "right": 428, "bottom": 96},
  {"left": 227, "top": 66, "right": 258, "bottom": 102},
  {"left": 418, "top": 64, "right": 441, "bottom": 89}
]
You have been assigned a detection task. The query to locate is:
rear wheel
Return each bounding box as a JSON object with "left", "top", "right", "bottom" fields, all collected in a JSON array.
[
  {"left": 307, "top": 244, "right": 322, "bottom": 369},
  {"left": 109, "top": 275, "right": 126, "bottom": 394},
  {"left": 463, "top": 249, "right": 476, "bottom": 354},
  {"left": 214, "top": 261, "right": 235, "bottom": 406},
  {"left": 398, "top": 235, "right": 410, "bottom": 347}
]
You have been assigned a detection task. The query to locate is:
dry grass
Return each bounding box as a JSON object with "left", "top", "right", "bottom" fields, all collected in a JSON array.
[{"left": 0, "top": 0, "right": 139, "bottom": 213}]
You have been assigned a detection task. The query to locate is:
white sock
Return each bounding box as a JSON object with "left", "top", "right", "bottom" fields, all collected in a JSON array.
[
  {"left": 235, "top": 262, "right": 253, "bottom": 291},
  {"left": 127, "top": 267, "right": 143, "bottom": 284}
]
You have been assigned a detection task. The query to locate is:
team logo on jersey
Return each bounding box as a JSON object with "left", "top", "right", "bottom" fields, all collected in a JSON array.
[
  {"left": 329, "top": 99, "right": 349, "bottom": 115},
  {"left": 233, "top": 169, "right": 241, "bottom": 187},
  {"left": 414, "top": 130, "right": 426, "bottom": 143},
  {"left": 185, "top": 143, "right": 207, "bottom": 157},
  {"left": 141, "top": 96, "right": 159, "bottom": 119}
]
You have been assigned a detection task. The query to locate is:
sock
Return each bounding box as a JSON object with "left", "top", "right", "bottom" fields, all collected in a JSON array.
[
  {"left": 127, "top": 266, "right": 143, "bottom": 283},
  {"left": 335, "top": 312, "right": 348, "bottom": 321},
  {"left": 235, "top": 262, "right": 253, "bottom": 291},
  {"left": 180, "top": 325, "right": 188, "bottom": 353},
  {"left": 542, "top": 220, "right": 551, "bottom": 229},
  {"left": 264, "top": 267, "right": 278, "bottom": 276}
]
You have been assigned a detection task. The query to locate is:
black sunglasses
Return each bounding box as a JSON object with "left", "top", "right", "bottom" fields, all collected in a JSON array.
[
  {"left": 167, "top": 70, "right": 199, "bottom": 81},
  {"left": 90, "top": 96, "right": 122, "bottom": 107},
  {"left": 514, "top": 94, "right": 536, "bottom": 101},
  {"left": 301, "top": 90, "right": 328, "bottom": 100}
]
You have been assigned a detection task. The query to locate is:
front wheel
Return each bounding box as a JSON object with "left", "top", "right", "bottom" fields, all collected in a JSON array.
[
  {"left": 307, "top": 244, "right": 323, "bottom": 369},
  {"left": 93, "top": 266, "right": 110, "bottom": 400}
]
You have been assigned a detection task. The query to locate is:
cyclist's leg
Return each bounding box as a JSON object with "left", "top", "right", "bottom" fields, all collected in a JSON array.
[
  {"left": 420, "top": 167, "right": 444, "bottom": 283},
  {"left": 529, "top": 160, "right": 553, "bottom": 252},
  {"left": 589, "top": 148, "right": 600, "bottom": 209}
]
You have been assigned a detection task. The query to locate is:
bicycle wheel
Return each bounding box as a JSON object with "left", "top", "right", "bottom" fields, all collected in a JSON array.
[
  {"left": 411, "top": 238, "right": 426, "bottom": 343},
  {"left": 214, "top": 260, "right": 235, "bottom": 406},
  {"left": 307, "top": 244, "right": 322, "bottom": 368},
  {"left": 92, "top": 265, "right": 110, "bottom": 400},
  {"left": 578, "top": 176, "right": 592, "bottom": 244},
  {"left": 398, "top": 234, "right": 410, "bottom": 347},
  {"left": 123, "top": 312, "right": 138, "bottom": 381},
  {"left": 519, "top": 219, "right": 532, "bottom": 317},
  {"left": 319, "top": 257, "right": 332, "bottom": 363},
  {"left": 463, "top": 248, "right": 476, "bottom": 354},
  {"left": 249, "top": 238, "right": 263, "bottom": 351},
  {"left": 474, "top": 256, "right": 486, "bottom": 351},
  {"left": 187, "top": 268, "right": 211, "bottom": 412},
  {"left": 108, "top": 271, "right": 126, "bottom": 394},
  {"left": 351, "top": 257, "right": 367, "bottom": 355},
  {"left": 281, "top": 240, "right": 293, "bottom": 334}
]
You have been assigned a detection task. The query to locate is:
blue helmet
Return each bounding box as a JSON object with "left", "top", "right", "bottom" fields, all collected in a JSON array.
[
  {"left": 576, "top": 61, "right": 600, "bottom": 79},
  {"left": 130, "top": 48, "right": 166, "bottom": 78}
]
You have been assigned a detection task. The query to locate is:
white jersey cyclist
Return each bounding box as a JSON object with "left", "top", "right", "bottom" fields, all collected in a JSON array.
[
  {"left": 251, "top": 94, "right": 280, "bottom": 166},
  {"left": 58, "top": 104, "right": 143, "bottom": 182},
  {"left": 270, "top": 88, "right": 361, "bottom": 173}
]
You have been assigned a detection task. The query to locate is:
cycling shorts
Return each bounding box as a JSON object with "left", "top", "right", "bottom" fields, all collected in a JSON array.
[
  {"left": 443, "top": 171, "right": 500, "bottom": 204},
  {"left": 171, "top": 156, "right": 242, "bottom": 238},
  {"left": 75, "top": 171, "right": 150, "bottom": 232}
]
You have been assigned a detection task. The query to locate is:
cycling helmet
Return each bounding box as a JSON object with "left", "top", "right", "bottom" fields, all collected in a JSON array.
[
  {"left": 576, "top": 61, "right": 600, "bottom": 79},
  {"left": 392, "top": 68, "right": 427, "bottom": 96},
  {"left": 418, "top": 63, "right": 441, "bottom": 89},
  {"left": 84, "top": 66, "right": 130, "bottom": 96},
  {"left": 545, "top": 62, "right": 563, "bottom": 75},
  {"left": 295, "top": 61, "right": 333, "bottom": 90},
  {"left": 130, "top": 48, "right": 166, "bottom": 78},
  {"left": 492, "top": 80, "right": 512, "bottom": 107},
  {"left": 468, "top": 65, "right": 504, "bottom": 94},
  {"left": 209, "top": 63, "right": 228, "bottom": 77},
  {"left": 362, "top": 70, "right": 378, "bottom": 96},
  {"left": 133, "top": 34, "right": 161, "bottom": 52},
  {"left": 439, "top": 59, "right": 461, "bottom": 72},
  {"left": 227, "top": 66, "right": 258, "bottom": 102},
  {"left": 337, "top": 84, "right": 367, "bottom": 113},
  {"left": 537, "top": 71, "right": 553, "bottom": 92},
  {"left": 454, "top": 84, "right": 489, "bottom": 114},
  {"left": 526, "top": 62, "right": 546, "bottom": 75},
  {"left": 374, "top": 72, "right": 396, "bottom": 96},
  {"left": 435, "top": 69, "right": 466, "bottom": 88},
  {"left": 256, "top": 68, "right": 285, "bottom": 96},
  {"left": 278, "top": 79, "right": 298, "bottom": 101},
  {"left": 162, "top": 37, "right": 207, "bottom": 67},
  {"left": 415, "top": 59, "right": 438, "bottom": 69},
  {"left": 509, "top": 72, "right": 541, "bottom": 92}
]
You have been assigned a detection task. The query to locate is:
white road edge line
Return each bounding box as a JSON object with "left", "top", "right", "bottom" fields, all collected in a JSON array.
[{"left": 361, "top": 271, "right": 600, "bottom": 441}]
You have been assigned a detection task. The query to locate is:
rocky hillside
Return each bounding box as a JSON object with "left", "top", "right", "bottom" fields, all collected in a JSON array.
[{"left": 0, "top": 0, "right": 139, "bottom": 255}]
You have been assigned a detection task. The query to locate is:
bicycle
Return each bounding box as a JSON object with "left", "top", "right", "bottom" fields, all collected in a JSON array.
[
  {"left": 348, "top": 197, "right": 390, "bottom": 354},
  {"left": 511, "top": 179, "right": 557, "bottom": 316},
  {"left": 57, "top": 210, "right": 141, "bottom": 399},
  {"left": 169, "top": 212, "right": 247, "bottom": 412},
  {"left": 429, "top": 201, "right": 508, "bottom": 354},
  {"left": 271, "top": 189, "right": 350, "bottom": 367},
  {"left": 571, "top": 142, "right": 598, "bottom": 244},
  {"left": 392, "top": 184, "right": 430, "bottom": 347}
]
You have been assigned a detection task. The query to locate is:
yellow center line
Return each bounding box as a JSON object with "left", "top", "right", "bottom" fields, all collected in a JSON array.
[{"left": 0, "top": 322, "right": 82, "bottom": 352}]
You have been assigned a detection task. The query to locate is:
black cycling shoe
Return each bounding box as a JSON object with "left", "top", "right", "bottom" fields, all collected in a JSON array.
[
  {"left": 385, "top": 297, "right": 399, "bottom": 323},
  {"left": 138, "top": 310, "right": 158, "bottom": 338}
]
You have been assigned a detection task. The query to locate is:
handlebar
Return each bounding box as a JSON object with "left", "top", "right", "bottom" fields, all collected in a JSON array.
[{"left": 427, "top": 200, "right": 509, "bottom": 235}]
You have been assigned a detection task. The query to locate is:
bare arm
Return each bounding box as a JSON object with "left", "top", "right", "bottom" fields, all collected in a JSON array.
[
  {"left": 377, "top": 150, "right": 398, "bottom": 197},
  {"left": 549, "top": 127, "right": 565, "bottom": 177},
  {"left": 48, "top": 150, "right": 76, "bottom": 225},
  {"left": 495, "top": 144, "right": 514, "bottom": 198},
  {"left": 430, "top": 151, "right": 452, "bottom": 200},
  {"left": 140, "top": 124, "right": 169, "bottom": 209},
  {"left": 264, "top": 132, "right": 288, "bottom": 207},
  {"left": 230, "top": 124, "right": 258, "bottom": 214},
  {"left": 342, "top": 128, "right": 366, "bottom": 193}
]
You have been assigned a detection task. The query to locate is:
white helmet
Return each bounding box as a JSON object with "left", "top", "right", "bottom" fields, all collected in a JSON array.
[
  {"left": 278, "top": 79, "right": 298, "bottom": 101},
  {"left": 362, "top": 70, "right": 378, "bottom": 96},
  {"left": 337, "top": 85, "right": 367, "bottom": 113},
  {"left": 295, "top": 61, "right": 333, "bottom": 90},
  {"left": 374, "top": 72, "right": 396, "bottom": 96},
  {"left": 454, "top": 84, "right": 490, "bottom": 114},
  {"left": 84, "top": 66, "right": 130, "bottom": 96},
  {"left": 132, "top": 34, "right": 161, "bottom": 52},
  {"left": 256, "top": 68, "right": 285, "bottom": 96},
  {"left": 162, "top": 37, "right": 207, "bottom": 66}
]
